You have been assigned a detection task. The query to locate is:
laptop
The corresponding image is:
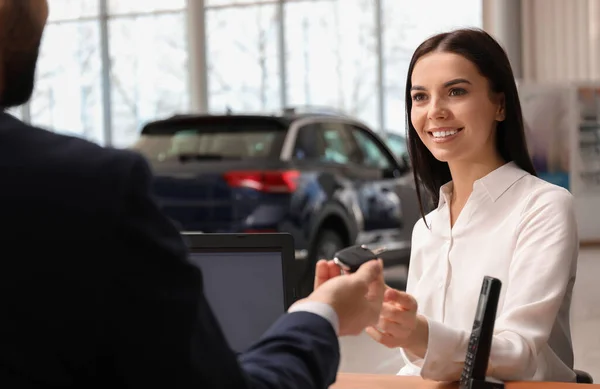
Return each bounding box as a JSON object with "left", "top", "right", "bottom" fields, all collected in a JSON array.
[{"left": 183, "top": 232, "right": 298, "bottom": 353}]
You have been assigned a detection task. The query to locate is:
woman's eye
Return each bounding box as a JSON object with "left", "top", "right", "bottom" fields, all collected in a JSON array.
[
  {"left": 412, "top": 93, "right": 427, "bottom": 101},
  {"left": 449, "top": 88, "right": 467, "bottom": 96}
]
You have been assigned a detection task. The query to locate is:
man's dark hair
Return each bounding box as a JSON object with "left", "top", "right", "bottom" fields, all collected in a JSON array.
[
  {"left": 404, "top": 28, "right": 537, "bottom": 222},
  {"left": 0, "top": 0, "right": 44, "bottom": 108}
]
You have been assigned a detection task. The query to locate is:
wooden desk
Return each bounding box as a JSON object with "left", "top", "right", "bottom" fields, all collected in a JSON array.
[{"left": 331, "top": 373, "right": 598, "bottom": 388}]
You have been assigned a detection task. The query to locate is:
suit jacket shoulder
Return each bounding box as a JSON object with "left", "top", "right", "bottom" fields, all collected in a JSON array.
[{"left": 0, "top": 112, "right": 147, "bottom": 229}]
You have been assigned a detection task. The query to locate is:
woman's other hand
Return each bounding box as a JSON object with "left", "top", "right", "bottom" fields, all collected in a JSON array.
[{"left": 365, "top": 287, "right": 429, "bottom": 358}]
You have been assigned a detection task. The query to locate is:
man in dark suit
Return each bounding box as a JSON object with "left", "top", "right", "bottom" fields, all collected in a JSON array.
[{"left": 0, "top": 1, "right": 386, "bottom": 388}]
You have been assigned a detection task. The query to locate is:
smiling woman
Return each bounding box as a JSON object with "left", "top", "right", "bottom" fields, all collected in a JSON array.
[
  {"left": 405, "top": 29, "right": 536, "bottom": 216},
  {"left": 365, "top": 28, "right": 580, "bottom": 384}
]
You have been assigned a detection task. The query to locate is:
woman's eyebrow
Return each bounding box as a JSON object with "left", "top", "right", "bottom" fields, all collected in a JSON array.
[
  {"left": 444, "top": 78, "right": 471, "bottom": 87},
  {"left": 411, "top": 78, "right": 472, "bottom": 91}
]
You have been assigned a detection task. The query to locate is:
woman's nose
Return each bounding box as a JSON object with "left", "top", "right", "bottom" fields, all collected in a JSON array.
[{"left": 428, "top": 98, "right": 449, "bottom": 120}]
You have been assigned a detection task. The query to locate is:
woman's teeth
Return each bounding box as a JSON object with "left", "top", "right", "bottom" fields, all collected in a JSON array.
[{"left": 432, "top": 129, "right": 458, "bottom": 138}]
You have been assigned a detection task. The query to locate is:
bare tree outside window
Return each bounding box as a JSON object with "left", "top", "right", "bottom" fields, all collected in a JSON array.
[
  {"left": 23, "top": 1, "right": 189, "bottom": 148},
  {"left": 47, "top": 0, "right": 98, "bottom": 22},
  {"left": 107, "top": 0, "right": 186, "bottom": 15},
  {"left": 284, "top": 0, "right": 380, "bottom": 128},
  {"left": 206, "top": 0, "right": 273, "bottom": 6},
  {"left": 206, "top": 4, "right": 280, "bottom": 113},
  {"left": 109, "top": 12, "right": 189, "bottom": 148},
  {"left": 29, "top": 21, "right": 104, "bottom": 144}
]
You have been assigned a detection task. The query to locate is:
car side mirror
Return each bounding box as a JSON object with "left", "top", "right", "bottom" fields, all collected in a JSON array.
[{"left": 382, "top": 166, "right": 403, "bottom": 179}]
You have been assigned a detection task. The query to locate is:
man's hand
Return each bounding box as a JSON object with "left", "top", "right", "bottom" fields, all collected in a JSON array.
[
  {"left": 304, "top": 259, "right": 385, "bottom": 336},
  {"left": 314, "top": 259, "right": 343, "bottom": 290},
  {"left": 365, "top": 287, "right": 429, "bottom": 358}
]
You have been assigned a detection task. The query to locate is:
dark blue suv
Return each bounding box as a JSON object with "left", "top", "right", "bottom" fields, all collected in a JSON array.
[{"left": 132, "top": 110, "right": 423, "bottom": 296}]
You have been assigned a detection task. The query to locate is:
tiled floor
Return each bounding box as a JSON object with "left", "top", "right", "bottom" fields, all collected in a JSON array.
[{"left": 339, "top": 248, "right": 600, "bottom": 382}]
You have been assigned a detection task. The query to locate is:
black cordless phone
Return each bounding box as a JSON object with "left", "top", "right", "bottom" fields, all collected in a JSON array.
[{"left": 459, "top": 276, "right": 504, "bottom": 389}]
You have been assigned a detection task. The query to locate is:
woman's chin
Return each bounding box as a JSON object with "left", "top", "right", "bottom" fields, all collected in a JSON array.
[{"left": 430, "top": 151, "right": 456, "bottom": 163}]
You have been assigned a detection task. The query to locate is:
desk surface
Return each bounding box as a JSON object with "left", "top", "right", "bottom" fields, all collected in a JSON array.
[{"left": 331, "top": 373, "right": 597, "bottom": 388}]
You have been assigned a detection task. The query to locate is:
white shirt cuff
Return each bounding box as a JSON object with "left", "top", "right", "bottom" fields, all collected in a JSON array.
[
  {"left": 288, "top": 301, "right": 340, "bottom": 335},
  {"left": 420, "top": 319, "right": 468, "bottom": 381}
]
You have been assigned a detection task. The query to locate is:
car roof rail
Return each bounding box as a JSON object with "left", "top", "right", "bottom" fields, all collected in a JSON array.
[{"left": 282, "top": 105, "right": 352, "bottom": 118}]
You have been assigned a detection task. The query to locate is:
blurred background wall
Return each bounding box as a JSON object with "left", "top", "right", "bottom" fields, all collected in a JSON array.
[{"left": 483, "top": 0, "right": 600, "bottom": 82}]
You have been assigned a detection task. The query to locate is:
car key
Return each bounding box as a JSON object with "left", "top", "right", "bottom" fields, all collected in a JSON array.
[{"left": 333, "top": 245, "right": 383, "bottom": 273}]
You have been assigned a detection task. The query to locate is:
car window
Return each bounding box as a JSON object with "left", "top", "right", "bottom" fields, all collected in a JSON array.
[
  {"left": 351, "top": 127, "right": 392, "bottom": 169},
  {"left": 293, "top": 125, "right": 322, "bottom": 160},
  {"left": 386, "top": 134, "right": 408, "bottom": 157},
  {"left": 132, "top": 122, "right": 285, "bottom": 161},
  {"left": 309, "top": 122, "right": 361, "bottom": 164}
]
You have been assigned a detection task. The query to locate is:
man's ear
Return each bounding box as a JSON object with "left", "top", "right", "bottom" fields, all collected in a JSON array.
[{"left": 495, "top": 93, "right": 506, "bottom": 122}]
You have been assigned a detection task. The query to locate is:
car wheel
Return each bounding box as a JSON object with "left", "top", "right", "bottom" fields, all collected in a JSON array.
[{"left": 299, "top": 229, "right": 345, "bottom": 298}]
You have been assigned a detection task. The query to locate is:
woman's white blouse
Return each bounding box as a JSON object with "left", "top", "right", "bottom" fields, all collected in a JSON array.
[{"left": 398, "top": 162, "right": 578, "bottom": 382}]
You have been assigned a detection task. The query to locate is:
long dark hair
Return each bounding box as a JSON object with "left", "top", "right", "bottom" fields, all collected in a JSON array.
[{"left": 405, "top": 28, "right": 536, "bottom": 222}]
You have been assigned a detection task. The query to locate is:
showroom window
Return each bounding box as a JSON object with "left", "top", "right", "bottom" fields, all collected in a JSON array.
[
  {"left": 28, "top": 1, "right": 103, "bottom": 144},
  {"left": 13, "top": 0, "right": 481, "bottom": 148},
  {"left": 206, "top": 0, "right": 482, "bottom": 134},
  {"left": 206, "top": 2, "right": 280, "bottom": 113},
  {"left": 108, "top": 9, "right": 188, "bottom": 147},
  {"left": 283, "top": 0, "right": 378, "bottom": 127},
  {"left": 20, "top": 0, "right": 188, "bottom": 148}
]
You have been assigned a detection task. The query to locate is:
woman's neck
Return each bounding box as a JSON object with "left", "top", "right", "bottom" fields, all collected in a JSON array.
[{"left": 448, "top": 155, "right": 506, "bottom": 205}]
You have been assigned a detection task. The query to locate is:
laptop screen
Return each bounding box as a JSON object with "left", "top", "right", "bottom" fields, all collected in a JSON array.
[{"left": 188, "top": 249, "right": 286, "bottom": 353}]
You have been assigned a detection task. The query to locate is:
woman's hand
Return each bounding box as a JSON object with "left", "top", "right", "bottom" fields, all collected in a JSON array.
[{"left": 365, "top": 287, "right": 429, "bottom": 358}]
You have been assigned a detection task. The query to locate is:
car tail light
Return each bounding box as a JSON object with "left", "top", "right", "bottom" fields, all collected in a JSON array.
[{"left": 223, "top": 170, "right": 300, "bottom": 193}]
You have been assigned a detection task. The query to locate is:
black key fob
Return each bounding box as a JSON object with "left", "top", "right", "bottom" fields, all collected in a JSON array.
[{"left": 333, "top": 245, "right": 378, "bottom": 273}]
